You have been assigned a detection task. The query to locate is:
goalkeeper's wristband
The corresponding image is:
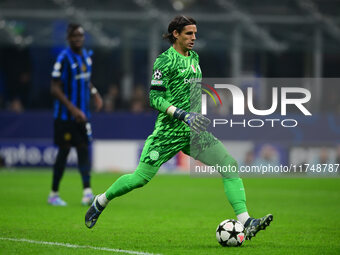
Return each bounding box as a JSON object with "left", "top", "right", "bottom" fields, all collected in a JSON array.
[
  {"left": 172, "top": 108, "right": 188, "bottom": 121},
  {"left": 166, "top": 105, "right": 188, "bottom": 120},
  {"left": 166, "top": 105, "right": 177, "bottom": 116}
]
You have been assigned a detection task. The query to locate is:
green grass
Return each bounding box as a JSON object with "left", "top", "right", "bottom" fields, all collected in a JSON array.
[{"left": 0, "top": 169, "right": 339, "bottom": 255}]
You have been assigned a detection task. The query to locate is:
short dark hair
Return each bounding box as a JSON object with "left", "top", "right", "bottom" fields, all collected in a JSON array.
[
  {"left": 67, "top": 23, "right": 83, "bottom": 37},
  {"left": 163, "top": 15, "right": 196, "bottom": 44}
]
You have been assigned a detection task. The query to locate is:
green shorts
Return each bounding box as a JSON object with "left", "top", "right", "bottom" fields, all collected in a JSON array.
[{"left": 139, "top": 130, "right": 219, "bottom": 167}]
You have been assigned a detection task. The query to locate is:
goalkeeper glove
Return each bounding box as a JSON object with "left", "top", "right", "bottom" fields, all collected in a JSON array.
[{"left": 173, "top": 108, "right": 211, "bottom": 134}]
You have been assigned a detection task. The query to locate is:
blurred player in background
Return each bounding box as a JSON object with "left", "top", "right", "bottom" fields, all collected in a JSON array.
[
  {"left": 85, "top": 16, "right": 272, "bottom": 239},
  {"left": 48, "top": 23, "right": 103, "bottom": 206}
]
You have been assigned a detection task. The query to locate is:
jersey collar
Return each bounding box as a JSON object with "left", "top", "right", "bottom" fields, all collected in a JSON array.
[{"left": 170, "top": 46, "right": 192, "bottom": 59}]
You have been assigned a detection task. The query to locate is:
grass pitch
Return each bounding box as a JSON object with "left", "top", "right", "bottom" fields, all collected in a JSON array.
[{"left": 0, "top": 169, "right": 339, "bottom": 255}]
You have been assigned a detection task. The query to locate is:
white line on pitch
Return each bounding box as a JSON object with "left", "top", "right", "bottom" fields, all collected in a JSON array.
[{"left": 0, "top": 237, "right": 161, "bottom": 255}]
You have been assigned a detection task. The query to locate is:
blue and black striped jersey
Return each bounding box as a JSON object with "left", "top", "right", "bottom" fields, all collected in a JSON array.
[{"left": 51, "top": 47, "right": 93, "bottom": 120}]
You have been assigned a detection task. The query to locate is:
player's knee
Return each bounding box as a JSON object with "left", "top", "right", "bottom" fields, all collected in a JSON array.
[
  {"left": 217, "top": 153, "right": 238, "bottom": 169},
  {"left": 219, "top": 155, "right": 239, "bottom": 178},
  {"left": 76, "top": 143, "right": 88, "bottom": 150},
  {"left": 131, "top": 172, "right": 149, "bottom": 188},
  {"left": 227, "top": 157, "right": 238, "bottom": 170},
  {"left": 59, "top": 145, "right": 71, "bottom": 153},
  {"left": 135, "top": 177, "right": 149, "bottom": 188}
]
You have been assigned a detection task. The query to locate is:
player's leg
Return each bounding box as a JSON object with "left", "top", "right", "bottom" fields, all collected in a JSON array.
[
  {"left": 85, "top": 134, "right": 184, "bottom": 228},
  {"left": 184, "top": 135, "right": 247, "bottom": 216},
  {"left": 186, "top": 132, "right": 273, "bottom": 240},
  {"left": 75, "top": 122, "right": 94, "bottom": 205},
  {"left": 103, "top": 135, "right": 184, "bottom": 202},
  {"left": 103, "top": 163, "right": 158, "bottom": 200},
  {"left": 76, "top": 143, "right": 94, "bottom": 205},
  {"left": 48, "top": 120, "right": 70, "bottom": 206},
  {"left": 84, "top": 163, "right": 157, "bottom": 229},
  {"left": 101, "top": 134, "right": 172, "bottom": 202},
  {"left": 51, "top": 145, "right": 71, "bottom": 193}
]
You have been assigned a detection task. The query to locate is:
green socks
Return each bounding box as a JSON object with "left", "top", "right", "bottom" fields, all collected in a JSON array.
[
  {"left": 222, "top": 178, "right": 247, "bottom": 215},
  {"left": 105, "top": 172, "right": 148, "bottom": 200}
]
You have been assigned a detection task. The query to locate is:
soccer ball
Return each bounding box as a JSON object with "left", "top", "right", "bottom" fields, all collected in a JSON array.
[{"left": 216, "top": 219, "right": 245, "bottom": 247}]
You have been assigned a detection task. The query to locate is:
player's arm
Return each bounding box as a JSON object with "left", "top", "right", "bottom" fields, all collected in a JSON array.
[
  {"left": 149, "top": 55, "right": 172, "bottom": 113},
  {"left": 51, "top": 79, "right": 86, "bottom": 122},
  {"left": 149, "top": 89, "right": 171, "bottom": 113},
  {"left": 149, "top": 89, "right": 210, "bottom": 133},
  {"left": 89, "top": 82, "right": 103, "bottom": 111},
  {"left": 51, "top": 57, "right": 86, "bottom": 122},
  {"left": 149, "top": 56, "right": 210, "bottom": 133}
]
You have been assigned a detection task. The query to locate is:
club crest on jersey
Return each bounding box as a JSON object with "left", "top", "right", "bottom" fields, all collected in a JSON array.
[
  {"left": 150, "top": 151, "right": 159, "bottom": 161},
  {"left": 154, "top": 69, "right": 162, "bottom": 79}
]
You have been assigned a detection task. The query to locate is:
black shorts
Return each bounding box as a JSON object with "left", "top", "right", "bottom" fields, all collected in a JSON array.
[{"left": 54, "top": 120, "right": 92, "bottom": 146}]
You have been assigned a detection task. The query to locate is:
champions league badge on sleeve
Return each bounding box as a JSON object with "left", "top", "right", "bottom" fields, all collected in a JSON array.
[{"left": 153, "top": 69, "right": 162, "bottom": 80}]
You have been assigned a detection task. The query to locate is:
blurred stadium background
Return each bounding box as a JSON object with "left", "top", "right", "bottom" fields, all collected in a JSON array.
[{"left": 0, "top": 0, "right": 339, "bottom": 173}]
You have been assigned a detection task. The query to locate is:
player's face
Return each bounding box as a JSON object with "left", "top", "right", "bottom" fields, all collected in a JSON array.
[
  {"left": 68, "top": 27, "right": 85, "bottom": 50},
  {"left": 173, "top": 24, "right": 197, "bottom": 51}
]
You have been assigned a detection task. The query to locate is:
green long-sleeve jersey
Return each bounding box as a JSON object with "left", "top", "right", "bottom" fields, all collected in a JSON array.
[{"left": 149, "top": 46, "right": 202, "bottom": 136}]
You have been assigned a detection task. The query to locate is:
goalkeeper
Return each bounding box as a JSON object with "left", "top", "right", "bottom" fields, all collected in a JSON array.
[{"left": 85, "top": 15, "right": 272, "bottom": 240}]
